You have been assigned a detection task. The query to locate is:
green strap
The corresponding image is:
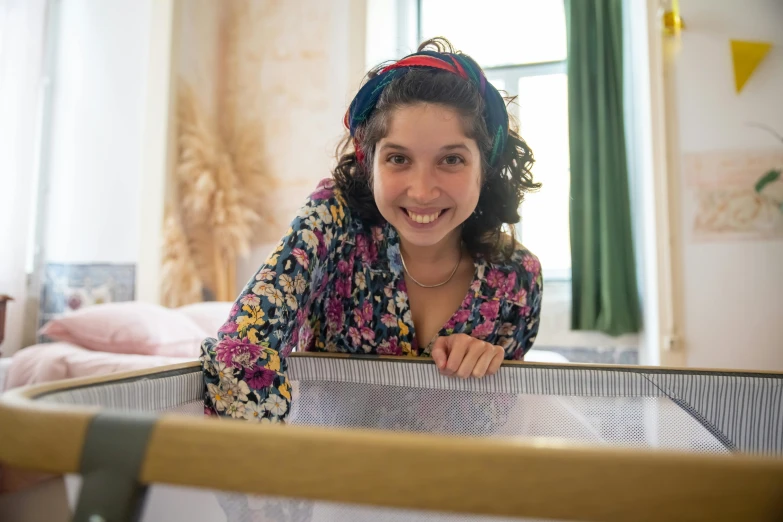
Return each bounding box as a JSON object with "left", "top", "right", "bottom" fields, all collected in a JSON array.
[{"left": 72, "top": 412, "right": 158, "bottom": 522}]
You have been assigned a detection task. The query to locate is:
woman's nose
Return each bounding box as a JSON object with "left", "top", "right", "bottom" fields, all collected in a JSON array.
[{"left": 407, "top": 167, "right": 439, "bottom": 202}]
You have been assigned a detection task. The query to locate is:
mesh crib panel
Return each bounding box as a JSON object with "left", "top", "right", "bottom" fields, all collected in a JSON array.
[
  {"left": 37, "top": 356, "right": 783, "bottom": 454},
  {"left": 286, "top": 356, "right": 782, "bottom": 455},
  {"left": 39, "top": 366, "right": 203, "bottom": 413}
]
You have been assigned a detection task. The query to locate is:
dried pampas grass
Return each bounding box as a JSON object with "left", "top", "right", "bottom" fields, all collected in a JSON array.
[
  {"left": 160, "top": 210, "right": 203, "bottom": 307},
  {"left": 227, "top": 120, "right": 275, "bottom": 225},
  {"left": 162, "top": 80, "right": 272, "bottom": 306},
  {"left": 164, "top": 3, "right": 276, "bottom": 307},
  {"left": 175, "top": 83, "right": 219, "bottom": 233}
]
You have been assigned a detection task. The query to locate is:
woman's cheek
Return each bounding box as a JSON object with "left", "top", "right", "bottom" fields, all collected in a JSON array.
[{"left": 372, "top": 170, "right": 398, "bottom": 215}]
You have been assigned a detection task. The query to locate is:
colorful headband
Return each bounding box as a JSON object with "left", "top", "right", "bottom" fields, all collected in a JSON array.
[{"left": 344, "top": 50, "right": 509, "bottom": 167}]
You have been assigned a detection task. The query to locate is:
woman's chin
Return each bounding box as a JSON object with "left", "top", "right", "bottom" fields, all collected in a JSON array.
[
  {"left": 397, "top": 232, "right": 447, "bottom": 248},
  {"left": 395, "top": 223, "right": 460, "bottom": 249}
]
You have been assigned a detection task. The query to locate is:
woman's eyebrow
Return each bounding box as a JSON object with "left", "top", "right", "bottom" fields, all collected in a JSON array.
[
  {"left": 378, "top": 143, "right": 472, "bottom": 153},
  {"left": 440, "top": 143, "right": 471, "bottom": 152},
  {"left": 378, "top": 143, "right": 409, "bottom": 152}
]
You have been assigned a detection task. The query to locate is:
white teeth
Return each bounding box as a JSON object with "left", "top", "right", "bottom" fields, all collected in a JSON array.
[{"left": 407, "top": 210, "right": 441, "bottom": 224}]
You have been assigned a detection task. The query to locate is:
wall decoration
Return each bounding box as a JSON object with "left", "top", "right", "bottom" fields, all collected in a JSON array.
[
  {"left": 756, "top": 169, "right": 783, "bottom": 210},
  {"left": 662, "top": 0, "right": 685, "bottom": 36},
  {"left": 731, "top": 40, "right": 773, "bottom": 94},
  {"left": 39, "top": 263, "right": 136, "bottom": 333},
  {"left": 163, "top": 1, "right": 277, "bottom": 307},
  {"left": 684, "top": 149, "right": 783, "bottom": 241}
]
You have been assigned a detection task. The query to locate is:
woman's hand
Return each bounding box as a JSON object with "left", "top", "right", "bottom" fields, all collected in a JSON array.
[{"left": 430, "top": 334, "right": 505, "bottom": 379}]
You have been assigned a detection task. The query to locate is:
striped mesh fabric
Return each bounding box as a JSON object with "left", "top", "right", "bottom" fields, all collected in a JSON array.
[
  {"left": 39, "top": 367, "right": 203, "bottom": 413},
  {"left": 38, "top": 357, "right": 783, "bottom": 454}
]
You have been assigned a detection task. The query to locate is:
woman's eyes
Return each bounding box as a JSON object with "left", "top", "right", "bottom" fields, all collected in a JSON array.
[
  {"left": 387, "top": 154, "right": 408, "bottom": 165},
  {"left": 441, "top": 155, "right": 465, "bottom": 166},
  {"left": 385, "top": 154, "right": 466, "bottom": 167}
]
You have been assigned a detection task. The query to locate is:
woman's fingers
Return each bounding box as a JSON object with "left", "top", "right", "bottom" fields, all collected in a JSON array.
[
  {"left": 472, "top": 343, "right": 499, "bottom": 378},
  {"left": 456, "top": 340, "right": 488, "bottom": 379},
  {"left": 442, "top": 335, "right": 470, "bottom": 376},
  {"left": 430, "top": 336, "right": 449, "bottom": 370},
  {"left": 486, "top": 345, "right": 505, "bottom": 376},
  {"left": 433, "top": 334, "right": 505, "bottom": 379}
]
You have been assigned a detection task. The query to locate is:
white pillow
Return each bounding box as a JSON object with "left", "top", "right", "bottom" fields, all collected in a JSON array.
[
  {"left": 178, "top": 301, "right": 234, "bottom": 337},
  {"left": 39, "top": 302, "right": 206, "bottom": 357}
]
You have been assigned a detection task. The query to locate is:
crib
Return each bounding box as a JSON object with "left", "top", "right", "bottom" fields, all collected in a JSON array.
[{"left": 0, "top": 353, "right": 782, "bottom": 522}]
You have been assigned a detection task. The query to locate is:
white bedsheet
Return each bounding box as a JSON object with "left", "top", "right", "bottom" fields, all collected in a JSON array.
[{"left": 2, "top": 342, "right": 194, "bottom": 391}]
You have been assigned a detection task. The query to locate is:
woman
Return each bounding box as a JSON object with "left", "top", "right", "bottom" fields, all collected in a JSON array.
[{"left": 201, "top": 38, "right": 542, "bottom": 422}]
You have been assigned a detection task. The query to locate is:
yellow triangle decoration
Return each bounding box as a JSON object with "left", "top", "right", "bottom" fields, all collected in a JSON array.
[{"left": 731, "top": 40, "right": 772, "bottom": 93}]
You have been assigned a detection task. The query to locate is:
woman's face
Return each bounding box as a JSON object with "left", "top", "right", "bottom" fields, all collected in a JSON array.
[{"left": 372, "top": 103, "right": 482, "bottom": 249}]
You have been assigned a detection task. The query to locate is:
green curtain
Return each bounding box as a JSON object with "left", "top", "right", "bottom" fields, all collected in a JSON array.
[{"left": 565, "top": 0, "right": 641, "bottom": 335}]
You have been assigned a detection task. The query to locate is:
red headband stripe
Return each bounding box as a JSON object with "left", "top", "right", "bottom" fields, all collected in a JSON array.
[
  {"left": 447, "top": 55, "right": 469, "bottom": 81},
  {"left": 379, "top": 56, "right": 458, "bottom": 76}
]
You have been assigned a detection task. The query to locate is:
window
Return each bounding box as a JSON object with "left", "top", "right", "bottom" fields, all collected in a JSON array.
[{"left": 366, "top": 0, "right": 571, "bottom": 280}]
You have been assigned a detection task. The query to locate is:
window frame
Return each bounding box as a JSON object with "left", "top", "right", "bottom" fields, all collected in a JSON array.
[{"left": 484, "top": 61, "right": 570, "bottom": 282}]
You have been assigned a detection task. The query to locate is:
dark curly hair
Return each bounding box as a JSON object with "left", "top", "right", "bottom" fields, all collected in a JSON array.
[{"left": 332, "top": 37, "right": 539, "bottom": 260}]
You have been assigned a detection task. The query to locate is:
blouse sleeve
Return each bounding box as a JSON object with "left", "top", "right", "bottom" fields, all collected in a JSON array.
[
  {"left": 200, "top": 181, "right": 345, "bottom": 422},
  {"left": 500, "top": 251, "right": 543, "bottom": 360}
]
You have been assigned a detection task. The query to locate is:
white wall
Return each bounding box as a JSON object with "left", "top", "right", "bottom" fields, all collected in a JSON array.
[
  {"left": 136, "top": 0, "right": 177, "bottom": 305},
  {"left": 43, "top": 0, "right": 151, "bottom": 264},
  {"left": 673, "top": 0, "right": 783, "bottom": 370},
  {"left": 0, "top": 0, "right": 48, "bottom": 355},
  {"left": 175, "top": 0, "right": 220, "bottom": 123},
  {"left": 231, "top": 0, "right": 367, "bottom": 289}
]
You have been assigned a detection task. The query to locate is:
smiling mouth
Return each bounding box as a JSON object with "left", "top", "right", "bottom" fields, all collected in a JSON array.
[{"left": 402, "top": 208, "right": 447, "bottom": 225}]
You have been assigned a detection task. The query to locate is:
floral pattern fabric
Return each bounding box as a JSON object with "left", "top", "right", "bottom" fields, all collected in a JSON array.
[{"left": 200, "top": 178, "right": 543, "bottom": 422}]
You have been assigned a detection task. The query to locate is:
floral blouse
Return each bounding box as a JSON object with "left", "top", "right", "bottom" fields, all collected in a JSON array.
[{"left": 200, "top": 178, "right": 543, "bottom": 422}]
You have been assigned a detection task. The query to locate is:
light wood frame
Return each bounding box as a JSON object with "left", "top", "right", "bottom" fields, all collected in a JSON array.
[{"left": 1, "top": 356, "right": 782, "bottom": 521}]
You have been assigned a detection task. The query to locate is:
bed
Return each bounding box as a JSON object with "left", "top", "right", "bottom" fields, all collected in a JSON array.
[
  {"left": 0, "top": 301, "right": 234, "bottom": 392},
  {"left": 0, "top": 342, "right": 193, "bottom": 391}
]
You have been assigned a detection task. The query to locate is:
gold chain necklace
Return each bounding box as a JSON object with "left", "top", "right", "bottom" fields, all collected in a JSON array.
[{"left": 400, "top": 249, "right": 462, "bottom": 289}]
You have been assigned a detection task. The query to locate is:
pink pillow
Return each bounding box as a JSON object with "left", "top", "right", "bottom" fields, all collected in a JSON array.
[
  {"left": 39, "top": 302, "right": 206, "bottom": 358},
  {"left": 177, "top": 301, "right": 233, "bottom": 336}
]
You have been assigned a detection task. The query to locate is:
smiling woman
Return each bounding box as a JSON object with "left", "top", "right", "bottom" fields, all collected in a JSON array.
[{"left": 200, "top": 37, "right": 543, "bottom": 422}]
